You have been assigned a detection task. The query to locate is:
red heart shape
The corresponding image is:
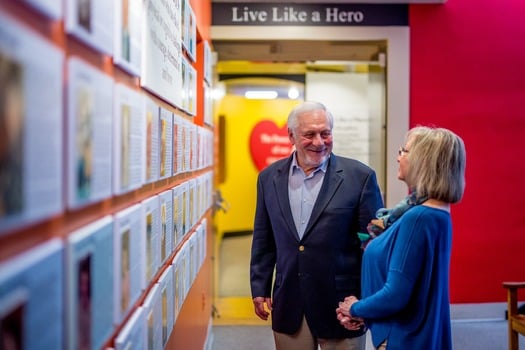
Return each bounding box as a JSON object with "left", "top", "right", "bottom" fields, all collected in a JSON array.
[{"left": 249, "top": 120, "right": 293, "bottom": 171}]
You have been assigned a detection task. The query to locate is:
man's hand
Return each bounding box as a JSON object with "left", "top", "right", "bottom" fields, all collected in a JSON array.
[{"left": 253, "top": 296, "right": 272, "bottom": 321}]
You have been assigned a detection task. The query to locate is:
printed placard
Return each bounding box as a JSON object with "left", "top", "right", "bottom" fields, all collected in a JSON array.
[
  {"left": 0, "top": 13, "right": 64, "bottom": 234},
  {"left": 114, "top": 0, "right": 143, "bottom": 76},
  {"left": 0, "top": 239, "right": 64, "bottom": 350},
  {"left": 65, "top": 0, "right": 114, "bottom": 55},
  {"left": 113, "top": 83, "right": 145, "bottom": 195},
  {"left": 66, "top": 216, "right": 115, "bottom": 350},
  {"left": 113, "top": 204, "right": 143, "bottom": 324},
  {"left": 67, "top": 56, "right": 113, "bottom": 209}
]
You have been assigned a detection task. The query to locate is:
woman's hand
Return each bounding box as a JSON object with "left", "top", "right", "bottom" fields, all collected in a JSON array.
[{"left": 336, "top": 296, "right": 363, "bottom": 330}]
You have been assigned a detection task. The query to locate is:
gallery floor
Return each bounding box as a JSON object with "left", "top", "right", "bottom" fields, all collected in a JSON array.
[{"left": 211, "top": 233, "right": 524, "bottom": 350}]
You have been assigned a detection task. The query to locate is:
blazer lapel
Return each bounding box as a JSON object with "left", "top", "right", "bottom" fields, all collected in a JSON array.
[{"left": 273, "top": 156, "right": 300, "bottom": 240}]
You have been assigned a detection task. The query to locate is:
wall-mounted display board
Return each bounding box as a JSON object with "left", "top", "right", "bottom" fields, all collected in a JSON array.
[{"left": 0, "top": 1, "right": 213, "bottom": 349}]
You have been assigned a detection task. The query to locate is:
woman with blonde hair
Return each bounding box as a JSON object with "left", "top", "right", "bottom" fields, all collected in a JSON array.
[{"left": 336, "top": 126, "right": 466, "bottom": 350}]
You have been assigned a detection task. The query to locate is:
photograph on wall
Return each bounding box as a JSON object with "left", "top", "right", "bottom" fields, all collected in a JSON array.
[
  {"left": 189, "top": 123, "right": 197, "bottom": 170},
  {"left": 113, "top": 83, "right": 145, "bottom": 195},
  {"left": 0, "top": 13, "right": 64, "bottom": 235},
  {"left": 114, "top": 306, "right": 145, "bottom": 350},
  {"left": 0, "top": 239, "right": 63, "bottom": 349},
  {"left": 184, "top": 119, "right": 192, "bottom": 173},
  {"left": 141, "top": 195, "right": 160, "bottom": 285},
  {"left": 179, "top": 119, "right": 188, "bottom": 173},
  {"left": 157, "top": 265, "right": 174, "bottom": 347},
  {"left": 120, "top": 228, "right": 131, "bottom": 316},
  {"left": 181, "top": 0, "right": 196, "bottom": 62},
  {"left": 159, "top": 189, "right": 174, "bottom": 264},
  {"left": 66, "top": 216, "right": 114, "bottom": 350},
  {"left": 179, "top": 241, "right": 190, "bottom": 299},
  {"left": 141, "top": 0, "right": 182, "bottom": 108},
  {"left": 65, "top": 0, "right": 114, "bottom": 55},
  {"left": 172, "top": 114, "right": 179, "bottom": 177},
  {"left": 170, "top": 253, "right": 181, "bottom": 322},
  {"left": 189, "top": 233, "right": 196, "bottom": 285},
  {"left": 0, "top": 295, "right": 25, "bottom": 350},
  {"left": 188, "top": 178, "right": 197, "bottom": 230},
  {"left": 114, "top": 204, "right": 143, "bottom": 324},
  {"left": 181, "top": 181, "right": 189, "bottom": 238},
  {"left": 114, "top": 0, "right": 142, "bottom": 76},
  {"left": 198, "top": 218, "right": 207, "bottom": 268},
  {"left": 203, "top": 40, "right": 214, "bottom": 86},
  {"left": 180, "top": 56, "right": 189, "bottom": 113},
  {"left": 144, "top": 97, "right": 159, "bottom": 184},
  {"left": 0, "top": 53, "right": 24, "bottom": 223},
  {"left": 142, "top": 284, "right": 162, "bottom": 350},
  {"left": 67, "top": 57, "right": 113, "bottom": 210},
  {"left": 158, "top": 108, "right": 173, "bottom": 180},
  {"left": 187, "top": 62, "right": 197, "bottom": 116},
  {"left": 77, "top": 255, "right": 92, "bottom": 350},
  {"left": 171, "top": 184, "right": 183, "bottom": 249}
]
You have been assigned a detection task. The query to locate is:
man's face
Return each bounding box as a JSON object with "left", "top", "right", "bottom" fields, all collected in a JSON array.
[{"left": 289, "top": 109, "right": 333, "bottom": 173}]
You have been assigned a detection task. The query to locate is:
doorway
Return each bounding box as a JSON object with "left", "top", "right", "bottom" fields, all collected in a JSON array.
[{"left": 211, "top": 32, "right": 408, "bottom": 324}]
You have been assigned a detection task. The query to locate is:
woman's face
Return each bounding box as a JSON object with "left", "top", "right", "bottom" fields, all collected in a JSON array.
[{"left": 397, "top": 137, "right": 412, "bottom": 184}]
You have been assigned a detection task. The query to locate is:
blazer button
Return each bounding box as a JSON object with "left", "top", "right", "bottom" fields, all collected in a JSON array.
[{"left": 299, "top": 245, "right": 305, "bottom": 251}]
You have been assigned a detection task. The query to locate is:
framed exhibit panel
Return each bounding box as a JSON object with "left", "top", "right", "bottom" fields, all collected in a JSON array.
[
  {"left": 142, "top": 284, "right": 162, "bottom": 350},
  {"left": 158, "top": 189, "right": 174, "bottom": 265},
  {"left": 113, "top": 83, "right": 145, "bottom": 195},
  {"left": 114, "top": 306, "right": 146, "bottom": 350},
  {"left": 144, "top": 97, "right": 160, "bottom": 184},
  {"left": 114, "top": 0, "right": 142, "bottom": 76},
  {"left": 141, "top": 0, "right": 183, "bottom": 108},
  {"left": 65, "top": 0, "right": 114, "bottom": 55},
  {"left": 113, "top": 204, "right": 143, "bottom": 324},
  {"left": 66, "top": 216, "right": 115, "bottom": 350},
  {"left": 141, "top": 195, "right": 160, "bottom": 286},
  {"left": 0, "top": 239, "right": 64, "bottom": 350},
  {"left": 67, "top": 56, "right": 113, "bottom": 209},
  {"left": 0, "top": 13, "right": 64, "bottom": 234}
]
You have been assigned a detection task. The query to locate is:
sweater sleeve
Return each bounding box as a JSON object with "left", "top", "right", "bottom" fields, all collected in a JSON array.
[{"left": 351, "top": 210, "right": 432, "bottom": 319}]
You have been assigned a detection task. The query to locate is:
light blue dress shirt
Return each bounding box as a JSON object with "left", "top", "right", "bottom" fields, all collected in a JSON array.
[{"left": 288, "top": 153, "right": 328, "bottom": 239}]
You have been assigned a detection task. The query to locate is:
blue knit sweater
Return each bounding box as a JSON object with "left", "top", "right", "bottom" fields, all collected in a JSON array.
[{"left": 351, "top": 205, "right": 453, "bottom": 350}]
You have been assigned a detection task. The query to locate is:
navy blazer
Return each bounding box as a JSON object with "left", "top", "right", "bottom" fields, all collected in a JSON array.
[{"left": 250, "top": 153, "right": 384, "bottom": 339}]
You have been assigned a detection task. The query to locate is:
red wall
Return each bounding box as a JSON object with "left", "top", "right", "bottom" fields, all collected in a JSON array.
[{"left": 410, "top": 0, "right": 525, "bottom": 302}]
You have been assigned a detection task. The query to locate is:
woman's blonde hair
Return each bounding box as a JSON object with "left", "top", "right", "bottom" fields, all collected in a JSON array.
[{"left": 405, "top": 126, "right": 466, "bottom": 203}]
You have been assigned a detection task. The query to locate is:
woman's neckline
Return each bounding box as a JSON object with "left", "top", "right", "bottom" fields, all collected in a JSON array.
[{"left": 422, "top": 199, "right": 451, "bottom": 213}]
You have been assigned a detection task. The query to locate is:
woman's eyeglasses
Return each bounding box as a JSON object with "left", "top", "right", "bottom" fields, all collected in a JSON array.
[{"left": 398, "top": 147, "right": 409, "bottom": 156}]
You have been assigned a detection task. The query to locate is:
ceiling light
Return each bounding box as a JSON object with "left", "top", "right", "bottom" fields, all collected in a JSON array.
[
  {"left": 288, "top": 87, "right": 300, "bottom": 100},
  {"left": 244, "top": 90, "right": 278, "bottom": 100}
]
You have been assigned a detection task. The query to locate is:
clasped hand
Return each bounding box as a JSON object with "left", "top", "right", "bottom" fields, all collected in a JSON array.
[{"left": 335, "top": 296, "right": 364, "bottom": 330}]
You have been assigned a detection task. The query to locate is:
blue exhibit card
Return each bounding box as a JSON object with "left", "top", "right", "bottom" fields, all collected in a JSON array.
[
  {"left": 141, "top": 195, "right": 160, "bottom": 286},
  {"left": 158, "top": 189, "right": 174, "bottom": 264},
  {"left": 66, "top": 215, "right": 115, "bottom": 350},
  {"left": 157, "top": 265, "right": 174, "bottom": 347},
  {"left": 171, "top": 183, "right": 184, "bottom": 250},
  {"left": 142, "top": 284, "right": 162, "bottom": 350},
  {"left": 114, "top": 306, "right": 145, "bottom": 350},
  {"left": 114, "top": 204, "right": 143, "bottom": 324},
  {"left": 0, "top": 238, "right": 64, "bottom": 350}
]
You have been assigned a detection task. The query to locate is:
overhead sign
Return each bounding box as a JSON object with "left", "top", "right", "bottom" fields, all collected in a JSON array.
[{"left": 212, "top": 3, "right": 408, "bottom": 26}]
